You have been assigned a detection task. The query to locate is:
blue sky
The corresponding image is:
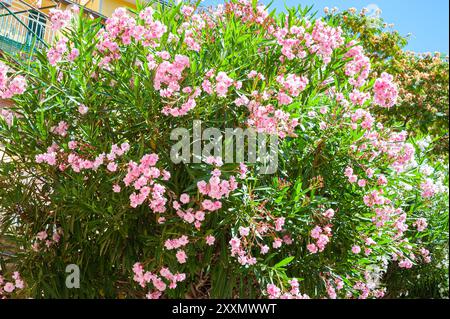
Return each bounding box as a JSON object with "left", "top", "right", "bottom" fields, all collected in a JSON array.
[{"left": 201, "top": 0, "right": 449, "bottom": 54}]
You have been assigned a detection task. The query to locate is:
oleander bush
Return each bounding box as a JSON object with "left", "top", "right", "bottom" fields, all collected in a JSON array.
[
  {"left": 325, "top": 7, "right": 450, "bottom": 298},
  {"left": 1, "top": 0, "right": 448, "bottom": 299},
  {"left": 326, "top": 8, "right": 449, "bottom": 157}
]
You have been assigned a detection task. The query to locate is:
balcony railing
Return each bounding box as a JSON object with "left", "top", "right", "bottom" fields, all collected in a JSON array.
[{"left": 0, "top": 0, "right": 57, "bottom": 56}]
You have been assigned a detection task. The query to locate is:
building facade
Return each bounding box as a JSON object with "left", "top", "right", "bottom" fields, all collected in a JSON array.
[{"left": 0, "top": 0, "right": 140, "bottom": 56}]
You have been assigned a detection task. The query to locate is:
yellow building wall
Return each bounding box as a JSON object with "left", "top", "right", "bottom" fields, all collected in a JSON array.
[
  {"left": 5, "top": 0, "right": 138, "bottom": 17},
  {"left": 99, "top": 0, "right": 137, "bottom": 17},
  {"left": 49, "top": 1, "right": 136, "bottom": 17}
]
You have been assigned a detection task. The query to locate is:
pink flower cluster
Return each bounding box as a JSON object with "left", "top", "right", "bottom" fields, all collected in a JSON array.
[
  {"left": 344, "top": 42, "right": 371, "bottom": 88},
  {"left": 350, "top": 109, "right": 375, "bottom": 130},
  {"left": 47, "top": 37, "right": 68, "bottom": 66},
  {"left": 36, "top": 140, "right": 130, "bottom": 175},
  {"left": 201, "top": 70, "right": 241, "bottom": 99},
  {"left": 0, "top": 62, "right": 27, "bottom": 99},
  {"left": 149, "top": 54, "right": 203, "bottom": 117},
  {"left": 373, "top": 72, "right": 398, "bottom": 108},
  {"left": 420, "top": 248, "right": 432, "bottom": 264},
  {"left": 324, "top": 276, "right": 344, "bottom": 299},
  {"left": 96, "top": 7, "right": 167, "bottom": 65},
  {"left": 398, "top": 258, "right": 413, "bottom": 269},
  {"left": 352, "top": 281, "right": 385, "bottom": 299},
  {"left": 132, "top": 263, "right": 186, "bottom": 299},
  {"left": 274, "top": 26, "right": 308, "bottom": 60},
  {"left": 197, "top": 169, "right": 238, "bottom": 201},
  {"left": 164, "top": 235, "right": 189, "bottom": 251},
  {"left": 177, "top": 5, "right": 207, "bottom": 52},
  {"left": 344, "top": 166, "right": 358, "bottom": 184},
  {"left": 276, "top": 73, "right": 309, "bottom": 105},
  {"left": 162, "top": 87, "right": 201, "bottom": 117},
  {"left": 31, "top": 228, "right": 63, "bottom": 252},
  {"left": 51, "top": 121, "right": 69, "bottom": 137},
  {"left": 307, "top": 225, "right": 332, "bottom": 253},
  {"left": 229, "top": 236, "right": 257, "bottom": 266},
  {"left": 420, "top": 178, "right": 439, "bottom": 198},
  {"left": 123, "top": 153, "right": 170, "bottom": 213},
  {"left": 266, "top": 281, "right": 310, "bottom": 299},
  {"left": 310, "top": 20, "right": 344, "bottom": 64},
  {"left": 386, "top": 141, "right": 415, "bottom": 173},
  {"left": 153, "top": 54, "right": 190, "bottom": 96},
  {"left": 164, "top": 235, "right": 190, "bottom": 264},
  {"left": 413, "top": 218, "right": 428, "bottom": 232},
  {"left": 0, "top": 272, "right": 24, "bottom": 297},
  {"left": 372, "top": 206, "right": 402, "bottom": 228},
  {"left": 173, "top": 201, "right": 206, "bottom": 230},
  {"left": 349, "top": 89, "right": 371, "bottom": 106},
  {"left": 363, "top": 189, "right": 390, "bottom": 208},
  {"left": 214, "top": 71, "right": 236, "bottom": 97},
  {"left": 244, "top": 99, "right": 300, "bottom": 138},
  {"left": 225, "top": 1, "right": 271, "bottom": 26},
  {"left": 271, "top": 16, "right": 344, "bottom": 65},
  {"left": 229, "top": 216, "right": 291, "bottom": 265},
  {"left": 171, "top": 164, "right": 238, "bottom": 230},
  {"left": 48, "top": 8, "right": 72, "bottom": 31},
  {"left": 226, "top": 195, "right": 292, "bottom": 265}
]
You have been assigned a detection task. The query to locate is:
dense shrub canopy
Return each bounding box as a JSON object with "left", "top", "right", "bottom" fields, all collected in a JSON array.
[
  {"left": 327, "top": 8, "right": 449, "bottom": 156},
  {"left": 0, "top": 1, "right": 448, "bottom": 299}
]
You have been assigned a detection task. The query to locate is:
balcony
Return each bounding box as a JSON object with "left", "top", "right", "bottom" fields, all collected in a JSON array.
[{"left": 0, "top": 0, "right": 59, "bottom": 56}]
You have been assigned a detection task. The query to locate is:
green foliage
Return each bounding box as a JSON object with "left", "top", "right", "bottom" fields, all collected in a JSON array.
[{"left": 0, "top": 1, "right": 448, "bottom": 299}]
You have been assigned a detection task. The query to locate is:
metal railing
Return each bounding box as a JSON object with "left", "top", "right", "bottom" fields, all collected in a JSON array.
[{"left": 0, "top": 0, "right": 57, "bottom": 55}]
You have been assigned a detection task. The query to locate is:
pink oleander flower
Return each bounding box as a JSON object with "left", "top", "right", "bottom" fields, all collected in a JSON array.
[
  {"left": 113, "top": 184, "right": 121, "bottom": 193},
  {"left": 0, "top": 62, "right": 27, "bottom": 99},
  {"left": 176, "top": 250, "right": 187, "bottom": 264},
  {"left": 3, "top": 282, "right": 15, "bottom": 293},
  {"left": 229, "top": 237, "right": 241, "bottom": 249},
  {"left": 420, "top": 178, "right": 438, "bottom": 198},
  {"left": 266, "top": 284, "right": 281, "bottom": 299},
  {"left": 107, "top": 162, "right": 118, "bottom": 172},
  {"left": 344, "top": 166, "right": 354, "bottom": 177},
  {"left": 349, "top": 89, "right": 370, "bottom": 106},
  {"left": 373, "top": 72, "right": 398, "bottom": 108},
  {"left": 348, "top": 175, "right": 358, "bottom": 183},
  {"left": 351, "top": 245, "right": 361, "bottom": 254},
  {"left": 36, "top": 231, "right": 48, "bottom": 241},
  {"left": 180, "top": 193, "right": 190, "bottom": 204},
  {"left": 205, "top": 235, "right": 215, "bottom": 246},
  {"left": 366, "top": 168, "right": 374, "bottom": 178},
  {"left": 413, "top": 218, "right": 428, "bottom": 232},
  {"left": 307, "top": 243, "right": 318, "bottom": 254},
  {"left": 164, "top": 235, "right": 189, "bottom": 250},
  {"left": 68, "top": 48, "right": 79, "bottom": 61},
  {"left": 398, "top": 259, "right": 413, "bottom": 269},
  {"left": 275, "top": 217, "right": 285, "bottom": 231},
  {"left": 323, "top": 208, "right": 335, "bottom": 219},
  {"left": 273, "top": 237, "right": 283, "bottom": 249},
  {"left": 239, "top": 163, "right": 248, "bottom": 178},
  {"left": 49, "top": 9, "right": 72, "bottom": 31},
  {"left": 78, "top": 104, "right": 89, "bottom": 115},
  {"left": 357, "top": 179, "right": 367, "bottom": 187},
  {"left": 377, "top": 175, "right": 388, "bottom": 186},
  {"left": 51, "top": 121, "right": 69, "bottom": 137},
  {"left": 239, "top": 226, "right": 250, "bottom": 237},
  {"left": 320, "top": 106, "right": 328, "bottom": 114},
  {"left": 310, "top": 226, "right": 322, "bottom": 239},
  {"left": 68, "top": 141, "right": 78, "bottom": 150}
]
